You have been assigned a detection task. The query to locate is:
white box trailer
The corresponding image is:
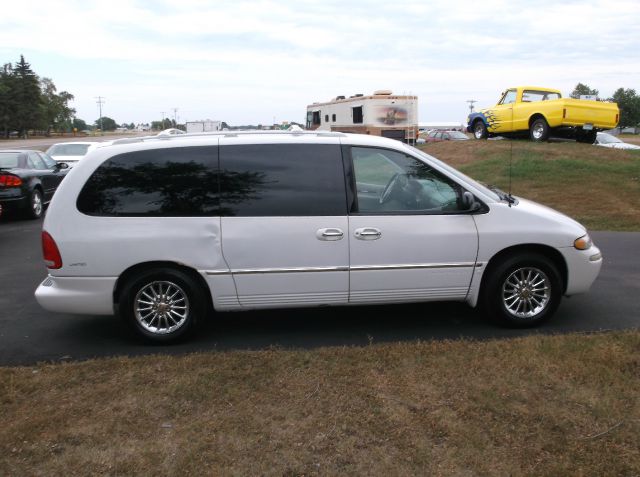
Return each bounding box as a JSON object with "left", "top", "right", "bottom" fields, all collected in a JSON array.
[
  {"left": 186, "top": 120, "right": 222, "bottom": 133},
  {"left": 306, "top": 90, "right": 418, "bottom": 141}
]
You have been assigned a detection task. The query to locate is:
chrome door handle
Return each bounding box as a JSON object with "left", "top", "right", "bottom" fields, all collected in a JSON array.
[
  {"left": 316, "top": 228, "right": 344, "bottom": 241},
  {"left": 354, "top": 227, "right": 382, "bottom": 240}
]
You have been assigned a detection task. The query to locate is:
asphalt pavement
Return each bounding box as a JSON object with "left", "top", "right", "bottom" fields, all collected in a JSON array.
[{"left": 0, "top": 215, "right": 638, "bottom": 366}]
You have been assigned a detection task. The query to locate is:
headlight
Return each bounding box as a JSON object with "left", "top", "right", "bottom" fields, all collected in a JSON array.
[{"left": 574, "top": 234, "right": 592, "bottom": 250}]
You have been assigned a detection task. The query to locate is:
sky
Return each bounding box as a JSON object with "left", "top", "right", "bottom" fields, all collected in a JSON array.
[{"left": 1, "top": 0, "right": 639, "bottom": 127}]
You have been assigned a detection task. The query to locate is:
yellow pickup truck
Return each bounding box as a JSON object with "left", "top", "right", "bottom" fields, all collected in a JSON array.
[{"left": 467, "top": 86, "right": 619, "bottom": 142}]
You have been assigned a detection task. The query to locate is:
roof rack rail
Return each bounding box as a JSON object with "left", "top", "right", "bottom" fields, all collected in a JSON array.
[{"left": 110, "top": 130, "right": 347, "bottom": 145}]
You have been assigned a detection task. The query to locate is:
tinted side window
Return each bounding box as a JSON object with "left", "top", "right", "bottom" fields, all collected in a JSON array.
[
  {"left": 219, "top": 144, "right": 346, "bottom": 216},
  {"left": 77, "top": 146, "right": 218, "bottom": 216}
]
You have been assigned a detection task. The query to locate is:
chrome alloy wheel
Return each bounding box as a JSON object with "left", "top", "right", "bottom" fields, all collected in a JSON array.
[
  {"left": 474, "top": 123, "right": 485, "bottom": 139},
  {"left": 532, "top": 122, "right": 545, "bottom": 140},
  {"left": 32, "top": 191, "right": 42, "bottom": 216},
  {"left": 134, "top": 281, "right": 190, "bottom": 334},
  {"left": 501, "top": 267, "right": 551, "bottom": 319}
]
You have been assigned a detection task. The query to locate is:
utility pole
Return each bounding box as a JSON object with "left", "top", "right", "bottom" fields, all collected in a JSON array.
[
  {"left": 95, "top": 96, "right": 105, "bottom": 135},
  {"left": 161, "top": 111, "right": 165, "bottom": 130},
  {"left": 466, "top": 100, "right": 477, "bottom": 114},
  {"left": 172, "top": 108, "right": 178, "bottom": 128}
]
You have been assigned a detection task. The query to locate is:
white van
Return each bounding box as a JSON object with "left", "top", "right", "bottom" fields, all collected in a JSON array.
[{"left": 35, "top": 132, "right": 602, "bottom": 342}]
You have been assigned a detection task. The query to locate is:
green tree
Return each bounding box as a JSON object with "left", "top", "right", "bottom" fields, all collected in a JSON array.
[
  {"left": 40, "top": 77, "right": 75, "bottom": 135},
  {"left": 0, "top": 63, "right": 17, "bottom": 137},
  {"left": 12, "top": 55, "right": 42, "bottom": 137},
  {"left": 72, "top": 118, "right": 88, "bottom": 131},
  {"left": 609, "top": 88, "right": 640, "bottom": 130},
  {"left": 570, "top": 83, "right": 599, "bottom": 99},
  {"left": 94, "top": 116, "right": 117, "bottom": 131}
]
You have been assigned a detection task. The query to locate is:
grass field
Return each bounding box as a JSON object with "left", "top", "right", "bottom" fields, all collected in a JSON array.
[
  {"left": 2, "top": 138, "right": 639, "bottom": 475},
  {"left": 1, "top": 332, "right": 639, "bottom": 475},
  {"left": 420, "top": 139, "right": 640, "bottom": 231}
]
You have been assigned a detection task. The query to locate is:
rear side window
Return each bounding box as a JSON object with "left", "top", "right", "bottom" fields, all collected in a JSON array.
[
  {"left": 219, "top": 144, "right": 346, "bottom": 216},
  {"left": 77, "top": 146, "right": 218, "bottom": 216}
]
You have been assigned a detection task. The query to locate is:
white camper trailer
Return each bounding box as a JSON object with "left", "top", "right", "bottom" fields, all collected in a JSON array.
[
  {"left": 306, "top": 90, "right": 418, "bottom": 142},
  {"left": 186, "top": 120, "right": 222, "bottom": 133}
]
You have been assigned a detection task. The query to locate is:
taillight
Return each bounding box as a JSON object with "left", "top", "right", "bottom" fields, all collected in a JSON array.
[
  {"left": 0, "top": 174, "right": 23, "bottom": 187},
  {"left": 42, "top": 231, "right": 62, "bottom": 269}
]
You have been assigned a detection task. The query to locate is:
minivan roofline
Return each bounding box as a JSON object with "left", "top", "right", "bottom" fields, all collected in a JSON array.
[{"left": 111, "top": 130, "right": 349, "bottom": 146}]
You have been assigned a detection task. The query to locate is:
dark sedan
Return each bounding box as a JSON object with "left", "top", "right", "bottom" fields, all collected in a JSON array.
[{"left": 0, "top": 150, "right": 69, "bottom": 219}]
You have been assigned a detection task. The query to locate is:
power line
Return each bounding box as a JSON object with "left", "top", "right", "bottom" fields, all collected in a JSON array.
[
  {"left": 466, "top": 99, "right": 477, "bottom": 114},
  {"left": 95, "top": 96, "right": 105, "bottom": 134}
]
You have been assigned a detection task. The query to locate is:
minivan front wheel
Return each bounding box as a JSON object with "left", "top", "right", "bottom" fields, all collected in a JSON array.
[
  {"left": 119, "top": 268, "right": 206, "bottom": 342},
  {"left": 482, "top": 253, "right": 562, "bottom": 327}
]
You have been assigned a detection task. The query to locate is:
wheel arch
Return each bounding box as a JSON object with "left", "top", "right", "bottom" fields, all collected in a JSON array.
[
  {"left": 481, "top": 244, "right": 568, "bottom": 295},
  {"left": 113, "top": 261, "right": 214, "bottom": 312},
  {"left": 528, "top": 113, "right": 548, "bottom": 128},
  {"left": 472, "top": 117, "right": 487, "bottom": 128}
]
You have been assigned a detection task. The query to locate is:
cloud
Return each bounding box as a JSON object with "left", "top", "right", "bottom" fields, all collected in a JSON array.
[{"left": 1, "top": 0, "right": 638, "bottom": 124}]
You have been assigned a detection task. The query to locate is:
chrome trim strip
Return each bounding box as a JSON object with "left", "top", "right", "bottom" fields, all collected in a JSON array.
[
  {"left": 207, "top": 266, "right": 349, "bottom": 276},
  {"left": 351, "top": 262, "right": 480, "bottom": 271},
  {"left": 206, "top": 262, "right": 482, "bottom": 276}
]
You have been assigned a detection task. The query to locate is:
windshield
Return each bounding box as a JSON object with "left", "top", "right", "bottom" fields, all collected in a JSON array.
[
  {"left": 408, "top": 146, "right": 501, "bottom": 201},
  {"left": 47, "top": 144, "right": 91, "bottom": 156},
  {"left": 597, "top": 133, "right": 622, "bottom": 144},
  {"left": 0, "top": 152, "right": 21, "bottom": 168}
]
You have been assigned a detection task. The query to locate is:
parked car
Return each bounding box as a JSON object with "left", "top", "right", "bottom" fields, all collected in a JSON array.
[
  {"left": 157, "top": 128, "right": 186, "bottom": 136},
  {"left": 0, "top": 150, "right": 69, "bottom": 219},
  {"left": 593, "top": 132, "right": 640, "bottom": 150},
  {"left": 467, "top": 86, "right": 619, "bottom": 142},
  {"left": 421, "top": 130, "right": 470, "bottom": 143},
  {"left": 46, "top": 141, "right": 102, "bottom": 168},
  {"left": 36, "top": 132, "right": 602, "bottom": 342}
]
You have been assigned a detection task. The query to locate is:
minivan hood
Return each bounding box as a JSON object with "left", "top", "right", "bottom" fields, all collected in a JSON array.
[{"left": 515, "top": 197, "right": 586, "bottom": 232}]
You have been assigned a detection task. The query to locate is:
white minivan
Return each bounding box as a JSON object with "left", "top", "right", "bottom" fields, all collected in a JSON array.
[{"left": 36, "top": 132, "right": 602, "bottom": 342}]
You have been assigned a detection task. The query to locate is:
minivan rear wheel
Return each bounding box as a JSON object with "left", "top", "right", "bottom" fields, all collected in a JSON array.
[
  {"left": 119, "top": 268, "right": 206, "bottom": 342},
  {"left": 482, "top": 253, "right": 562, "bottom": 327}
]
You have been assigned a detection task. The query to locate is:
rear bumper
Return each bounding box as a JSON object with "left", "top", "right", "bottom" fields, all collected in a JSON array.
[
  {"left": 0, "top": 195, "right": 29, "bottom": 212},
  {"left": 35, "top": 275, "right": 117, "bottom": 315}
]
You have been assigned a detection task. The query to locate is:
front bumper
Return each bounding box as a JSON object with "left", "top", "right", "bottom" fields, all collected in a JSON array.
[
  {"left": 35, "top": 275, "right": 117, "bottom": 315},
  {"left": 561, "top": 244, "right": 603, "bottom": 295}
]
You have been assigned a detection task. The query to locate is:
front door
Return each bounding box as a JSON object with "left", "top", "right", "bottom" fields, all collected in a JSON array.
[
  {"left": 486, "top": 89, "right": 516, "bottom": 134},
  {"left": 218, "top": 139, "right": 349, "bottom": 308},
  {"left": 347, "top": 146, "right": 478, "bottom": 304}
]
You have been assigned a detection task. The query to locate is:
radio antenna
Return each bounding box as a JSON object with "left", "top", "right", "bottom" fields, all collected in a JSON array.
[{"left": 508, "top": 138, "right": 513, "bottom": 207}]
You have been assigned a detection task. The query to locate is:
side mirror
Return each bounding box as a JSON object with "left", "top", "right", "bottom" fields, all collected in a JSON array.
[
  {"left": 57, "top": 162, "right": 69, "bottom": 169},
  {"left": 462, "top": 191, "right": 481, "bottom": 212}
]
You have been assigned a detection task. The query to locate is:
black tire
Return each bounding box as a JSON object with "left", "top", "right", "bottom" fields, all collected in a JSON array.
[
  {"left": 481, "top": 253, "right": 562, "bottom": 328},
  {"left": 27, "top": 188, "right": 43, "bottom": 219},
  {"left": 529, "top": 117, "right": 549, "bottom": 142},
  {"left": 118, "top": 268, "right": 207, "bottom": 343},
  {"left": 473, "top": 120, "right": 488, "bottom": 140}
]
